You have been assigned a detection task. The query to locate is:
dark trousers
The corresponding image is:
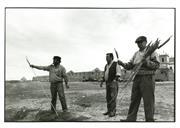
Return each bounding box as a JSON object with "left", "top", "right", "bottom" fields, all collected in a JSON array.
[
  {"left": 106, "top": 81, "right": 119, "bottom": 114},
  {"left": 50, "top": 82, "right": 68, "bottom": 112},
  {"left": 126, "top": 75, "right": 155, "bottom": 121}
]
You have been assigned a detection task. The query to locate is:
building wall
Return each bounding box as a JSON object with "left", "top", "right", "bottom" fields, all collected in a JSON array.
[
  {"left": 32, "top": 76, "right": 49, "bottom": 82},
  {"left": 32, "top": 68, "right": 174, "bottom": 82},
  {"left": 67, "top": 71, "right": 103, "bottom": 82}
]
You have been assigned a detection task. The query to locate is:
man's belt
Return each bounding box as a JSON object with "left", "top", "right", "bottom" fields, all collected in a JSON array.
[{"left": 137, "top": 70, "right": 155, "bottom": 75}]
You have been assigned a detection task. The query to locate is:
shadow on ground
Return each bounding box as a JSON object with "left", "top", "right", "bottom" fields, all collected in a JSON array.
[
  {"left": 35, "top": 110, "right": 90, "bottom": 121},
  {"left": 5, "top": 107, "right": 90, "bottom": 122}
]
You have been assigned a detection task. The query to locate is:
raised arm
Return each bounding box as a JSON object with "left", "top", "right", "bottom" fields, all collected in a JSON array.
[
  {"left": 30, "top": 64, "right": 50, "bottom": 71},
  {"left": 118, "top": 60, "right": 135, "bottom": 70},
  {"left": 117, "top": 52, "right": 136, "bottom": 70}
]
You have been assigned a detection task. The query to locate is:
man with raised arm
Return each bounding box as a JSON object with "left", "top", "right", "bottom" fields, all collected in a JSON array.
[{"left": 30, "top": 56, "right": 69, "bottom": 113}]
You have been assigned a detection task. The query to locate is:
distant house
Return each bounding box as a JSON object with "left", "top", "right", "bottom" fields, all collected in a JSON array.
[
  {"left": 155, "top": 54, "right": 174, "bottom": 81},
  {"left": 169, "top": 57, "right": 175, "bottom": 71},
  {"left": 155, "top": 68, "right": 174, "bottom": 81},
  {"left": 159, "top": 54, "right": 174, "bottom": 71},
  {"left": 32, "top": 68, "right": 104, "bottom": 82},
  {"left": 67, "top": 68, "right": 103, "bottom": 82}
]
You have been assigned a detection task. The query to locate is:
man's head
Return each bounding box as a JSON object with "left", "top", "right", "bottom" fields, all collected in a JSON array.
[
  {"left": 135, "top": 36, "right": 147, "bottom": 51},
  {"left": 106, "top": 53, "right": 114, "bottom": 64},
  {"left": 53, "top": 56, "right": 61, "bottom": 66}
]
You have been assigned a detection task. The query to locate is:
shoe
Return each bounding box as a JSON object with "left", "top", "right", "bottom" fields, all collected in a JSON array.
[
  {"left": 103, "top": 112, "right": 109, "bottom": 115},
  {"left": 120, "top": 119, "right": 135, "bottom": 122},
  {"left": 109, "top": 112, "right": 116, "bottom": 117},
  {"left": 120, "top": 119, "right": 128, "bottom": 122},
  {"left": 146, "top": 119, "right": 155, "bottom": 122}
]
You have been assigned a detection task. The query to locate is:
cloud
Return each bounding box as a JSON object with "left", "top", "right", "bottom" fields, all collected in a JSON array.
[{"left": 6, "top": 9, "right": 174, "bottom": 80}]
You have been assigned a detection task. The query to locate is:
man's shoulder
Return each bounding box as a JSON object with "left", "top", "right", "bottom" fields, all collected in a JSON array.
[
  {"left": 131, "top": 50, "right": 139, "bottom": 57},
  {"left": 151, "top": 51, "right": 158, "bottom": 55},
  {"left": 48, "top": 64, "right": 54, "bottom": 68},
  {"left": 134, "top": 50, "right": 140, "bottom": 54},
  {"left": 150, "top": 51, "right": 160, "bottom": 61},
  {"left": 59, "top": 64, "right": 66, "bottom": 70},
  {"left": 112, "top": 61, "right": 117, "bottom": 65},
  {"left": 110, "top": 61, "right": 117, "bottom": 68}
]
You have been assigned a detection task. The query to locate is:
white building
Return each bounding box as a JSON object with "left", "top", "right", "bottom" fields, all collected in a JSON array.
[{"left": 158, "top": 54, "right": 174, "bottom": 72}]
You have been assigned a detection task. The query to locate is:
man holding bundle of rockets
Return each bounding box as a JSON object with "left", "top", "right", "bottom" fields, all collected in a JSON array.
[{"left": 117, "top": 36, "right": 172, "bottom": 122}]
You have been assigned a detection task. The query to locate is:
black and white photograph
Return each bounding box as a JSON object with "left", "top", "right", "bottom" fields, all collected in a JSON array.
[{"left": 4, "top": 8, "right": 175, "bottom": 122}]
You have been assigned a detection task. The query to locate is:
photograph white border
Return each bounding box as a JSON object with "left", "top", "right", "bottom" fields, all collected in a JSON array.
[{"left": 0, "top": 0, "right": 178, "bottom": 128}]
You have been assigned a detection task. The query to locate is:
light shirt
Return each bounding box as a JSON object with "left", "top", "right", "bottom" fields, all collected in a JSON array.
[
  {"left": 37, "top": 64, "right": 68, "bottom": 83},
  {"left": 130, "top": 48, "right": 159, "bottom": 65},
  {"left": 104, "top": 61, "right": 121, "bottom": 81}
]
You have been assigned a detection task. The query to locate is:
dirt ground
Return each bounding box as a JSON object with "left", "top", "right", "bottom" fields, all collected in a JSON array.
[{"left": 5, "top": 81, "right": 175, "bottom": 122}]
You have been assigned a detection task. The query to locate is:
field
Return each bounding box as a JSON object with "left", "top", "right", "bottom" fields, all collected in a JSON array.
[{"left": 5, "top": 81, "right": 175, "bottom": 122}]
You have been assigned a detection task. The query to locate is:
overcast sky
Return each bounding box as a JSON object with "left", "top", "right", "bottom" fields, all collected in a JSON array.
[{"left": 6, "top": 8, "right": 174, "bottom": 80}]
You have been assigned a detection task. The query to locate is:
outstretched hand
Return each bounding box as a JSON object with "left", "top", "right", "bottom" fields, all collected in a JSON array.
[{"left": 30, "top": 64, "right": 34, "bottom": 68}]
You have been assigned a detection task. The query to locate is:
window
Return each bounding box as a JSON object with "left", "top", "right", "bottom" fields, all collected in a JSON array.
[{"left": 162, "top": 58, "right": 164, "bottom": 62}]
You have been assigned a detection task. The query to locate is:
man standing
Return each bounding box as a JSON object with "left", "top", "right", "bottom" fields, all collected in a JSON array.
[
  {"left": 118, "top": 36, "right": 160, "bottom": 122},
  {"left": 30, "top": 56, "right": 69, "bottom": 113},
  {"left": 100, "top": 53, "right": 121, "bottom": 117}
]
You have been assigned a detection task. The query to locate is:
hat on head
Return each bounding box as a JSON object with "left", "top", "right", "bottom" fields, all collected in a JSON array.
[
  {"left": 135, "top": 36, "right": 147, "bottom": 43},
  {"left": 53, "top": 56, "right": 61, "bottom": 61}
]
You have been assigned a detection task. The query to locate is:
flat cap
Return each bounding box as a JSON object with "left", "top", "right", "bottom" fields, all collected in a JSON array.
[
  {"left": 53, "top": 56, "right": 61, "bottom": 60},
  {"left": 135, "top": 36, "right": 147, "bottom": 43}
]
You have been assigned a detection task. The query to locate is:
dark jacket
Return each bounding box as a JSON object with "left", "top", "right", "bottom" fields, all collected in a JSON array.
[{"left": 104, "top": 62, "right": 118, "bottom": 82}]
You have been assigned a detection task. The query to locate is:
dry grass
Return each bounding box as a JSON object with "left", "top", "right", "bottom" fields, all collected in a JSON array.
[{"left": 5, "top": 81, "right": 174, "bottom": 122}]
